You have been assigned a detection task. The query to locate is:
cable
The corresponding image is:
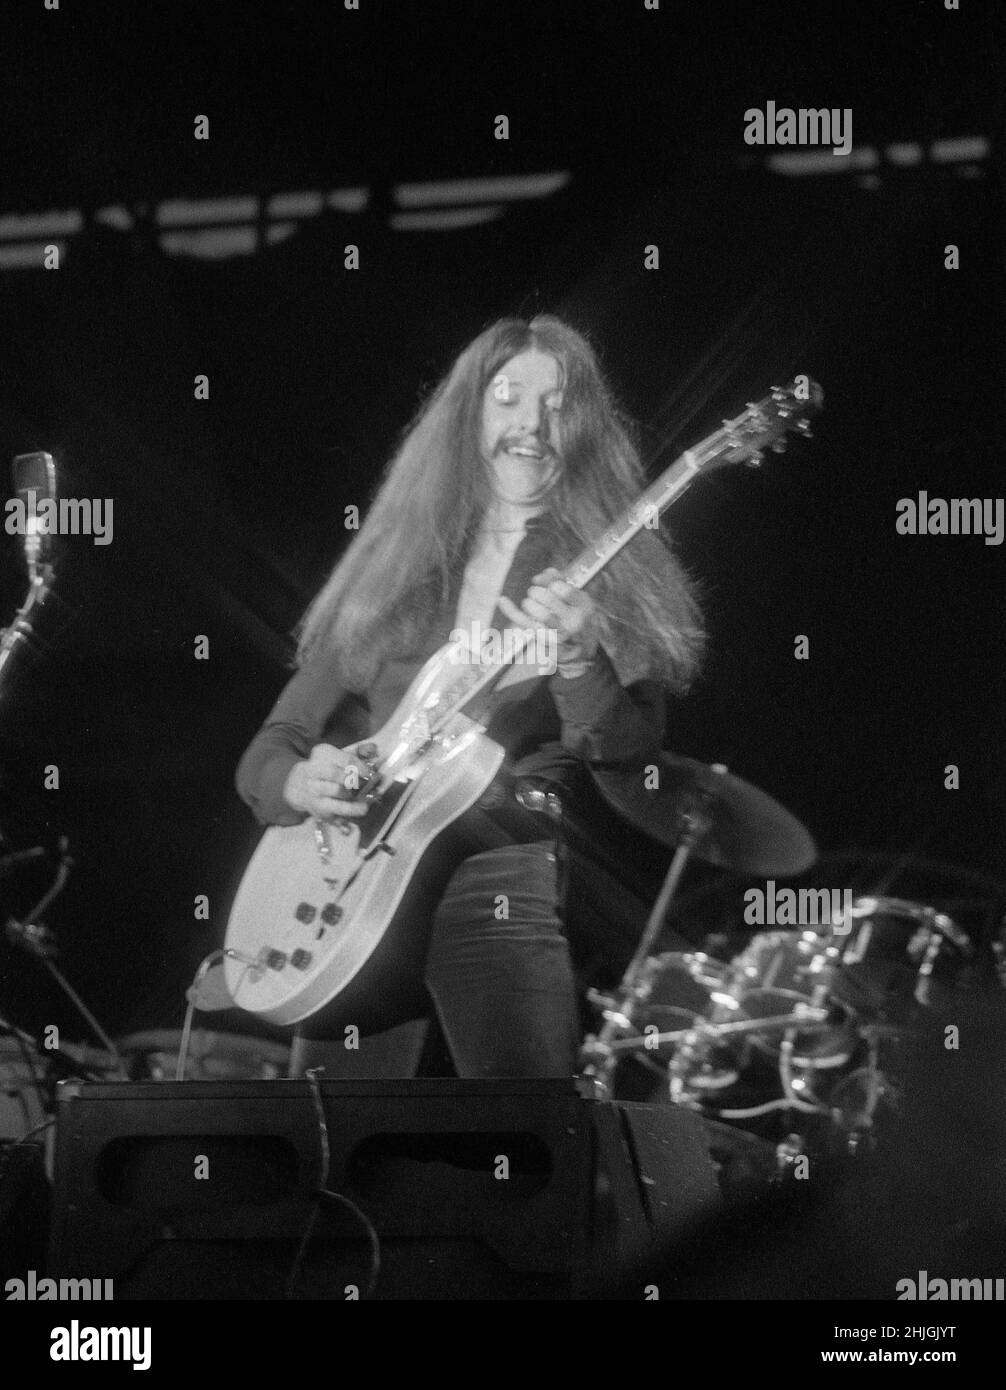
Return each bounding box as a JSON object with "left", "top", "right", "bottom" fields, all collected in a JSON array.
[
  {"left": 175, "top": 947, "right": 265, "bottom": 1079},
  {"left": 175, "top": 949, "right": 230, "bottom": 1080},
  {"left": 284, "top": 1067, "right": 381, "bottom": 1300}
]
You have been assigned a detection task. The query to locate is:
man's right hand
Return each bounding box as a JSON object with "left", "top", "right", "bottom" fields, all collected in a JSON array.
[{"left": 282, "top": 742, "right": 377, "bottom": 820}]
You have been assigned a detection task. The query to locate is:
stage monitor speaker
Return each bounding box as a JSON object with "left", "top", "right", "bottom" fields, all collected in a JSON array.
[
  {"left": 49, "top": 1078, "right": 599, "bottom": 1299},
  {"left": 1, "top": 1141, "right": 51, "bottom": 1283},
  {"left": 48, "top": 1079, "right": 732, "bottom": 1299}
]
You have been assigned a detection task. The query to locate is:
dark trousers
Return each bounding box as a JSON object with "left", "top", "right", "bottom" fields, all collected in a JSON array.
[{"left": 291, "top": 841, "right": 581, "bottom": 1079}]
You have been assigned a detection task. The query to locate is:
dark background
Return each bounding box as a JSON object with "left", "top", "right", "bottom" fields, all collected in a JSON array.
[{"left": 0, "top": 0, "right": 1001, "bottom": 1043}]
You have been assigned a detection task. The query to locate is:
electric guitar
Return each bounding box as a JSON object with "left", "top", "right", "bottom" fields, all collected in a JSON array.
[{"left": 223, "top": 379, "right": 823, "bottom": 1024}]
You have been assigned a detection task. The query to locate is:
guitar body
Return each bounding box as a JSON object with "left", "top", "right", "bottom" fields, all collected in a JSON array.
[{"left": 224, "top": 642, "right": 506, "bottom": 1025}]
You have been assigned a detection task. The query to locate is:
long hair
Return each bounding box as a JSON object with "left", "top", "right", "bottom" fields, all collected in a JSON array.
[{"left": 298, "top": 315, "right": 706, "bottom": 692}]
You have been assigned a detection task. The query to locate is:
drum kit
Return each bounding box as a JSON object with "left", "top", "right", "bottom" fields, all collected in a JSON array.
[{"left": 577, "top": 753, "right": 992, "bottom": 1167}]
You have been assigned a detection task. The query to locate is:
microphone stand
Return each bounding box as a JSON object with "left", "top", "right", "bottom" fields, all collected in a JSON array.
[{"left": 0, "top": 559, "right": 54, "bottom": 693}]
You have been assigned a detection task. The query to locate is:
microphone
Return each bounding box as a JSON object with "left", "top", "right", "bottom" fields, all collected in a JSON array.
[{"left": 11, "top": 451, "right": 57, "bottom": 580}]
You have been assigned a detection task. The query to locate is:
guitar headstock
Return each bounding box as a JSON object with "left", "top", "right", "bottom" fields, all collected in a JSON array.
[{"left": 714, "top": 377, "right": 824, "bottom": 469}]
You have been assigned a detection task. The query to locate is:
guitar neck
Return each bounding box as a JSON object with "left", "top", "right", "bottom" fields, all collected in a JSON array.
[
  {"left": 563, "top": 400, "right": 782, "bottom": 589},
  {"left": 562, "top": 445, "right": 704, "bottom": 590}
]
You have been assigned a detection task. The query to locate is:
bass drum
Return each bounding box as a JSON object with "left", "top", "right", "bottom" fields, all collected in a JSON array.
[{"left": 116, "top": 1029, "right": 290, "bottom": 1081}]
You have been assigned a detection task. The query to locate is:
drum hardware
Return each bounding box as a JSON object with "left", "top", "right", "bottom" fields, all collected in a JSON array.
[
  {"left": 589, "top": 903, "right": 944, "bottom": 1162},
  {"left": 580, "top": 759, "right": 824, "bottom": 1099},
  {"left": 580, "top": 771, "right": 724, "bottom": 1098},
  {"left": 1, "top": 837, "right": 130, "bottom": 1091},
  {"left": 726, "top": 931, "right": 859, "bottom": 1072},
  {"left": 777, "top": 1035, "right": 833, "bottom": 1114},
  {"left": 600, "top": 1008, "right": 833, "bottom": 1053},
  {"left": 578, "top": 760, "right": 989, "bottom": 1173},
  {"left": 0, "top": 1012, "right": 104, "bottom": 1086},
  {"left": 774, "top": 1132, "right": 808, "bottom": 1176},
  {"left": 825, "top": 1032, "right": 903, "bottom": 1157}
]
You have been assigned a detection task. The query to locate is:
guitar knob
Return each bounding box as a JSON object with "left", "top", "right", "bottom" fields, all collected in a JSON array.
[
  {"left": 294, "top": 902, "right": 317, "bottom": 924},
  {"left": 321, "top": 903, "right": 343, "bottom": 926},
  {"left": 265, "top": 950, "right": 287, "bottom": 971},
  {"left": 290, "top": 949, "right": 313, "bottom": 970}
]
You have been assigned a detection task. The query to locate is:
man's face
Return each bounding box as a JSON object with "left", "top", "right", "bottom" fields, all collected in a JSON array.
[{"left": 480, "top": 348, "right": 564, "bottom": 502}]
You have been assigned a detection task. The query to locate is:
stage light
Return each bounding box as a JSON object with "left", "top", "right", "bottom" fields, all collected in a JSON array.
[
  {"left": 389, "top": 206, "right": 504, "bottom": 231},
  {"left": 393, "top": 171, "right": 570, "bottom": 208}
]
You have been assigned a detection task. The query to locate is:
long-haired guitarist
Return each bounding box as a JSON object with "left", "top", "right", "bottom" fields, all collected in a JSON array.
[{"left": 236, "top": 315, "right": 705, "bottom": 1077}]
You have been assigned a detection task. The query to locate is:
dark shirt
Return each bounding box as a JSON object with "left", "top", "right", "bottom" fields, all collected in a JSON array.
[{"left": 236, "top": 516, "right": 666, "bottom": 827}]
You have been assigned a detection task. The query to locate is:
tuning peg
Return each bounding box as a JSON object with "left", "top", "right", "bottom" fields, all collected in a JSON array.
[
  {"left": 771, "top": 439, "right": 788, "bottom": 453},
  {"left": 796, "top": 420, "right": 814, "bottom": 437},
  {"left": 745, "top": 450, "right": 764, "bottom": 468}
]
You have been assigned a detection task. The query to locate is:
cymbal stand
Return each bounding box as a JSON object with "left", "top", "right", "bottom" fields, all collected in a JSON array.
[{"left": 579, "top": 777, "right": 720, "bottom": 1099}]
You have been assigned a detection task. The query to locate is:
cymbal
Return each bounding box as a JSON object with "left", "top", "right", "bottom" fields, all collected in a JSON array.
[{"left": 592, "top": 753, "right": 816, "bottom": 876}]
